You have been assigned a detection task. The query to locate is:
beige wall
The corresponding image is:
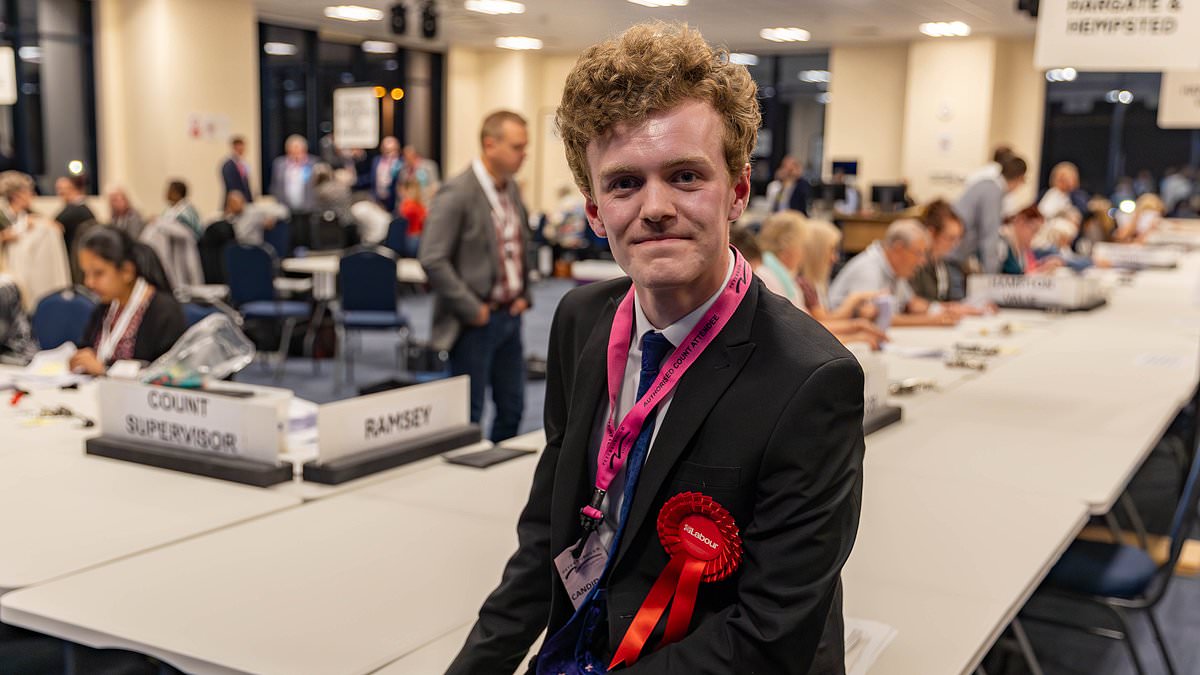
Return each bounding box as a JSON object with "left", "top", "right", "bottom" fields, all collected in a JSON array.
[
  {"left": 823, "top": 44, "right": 909, "bottom": 193},
  {"left": 990, "top": 39, "right": 1046, "bottom": 208},
  {"left": 96, "top": 0, "right": 260, "bottom": 219},
  {"left": 444, "top": 48, "right": 580, "bottom": 214},
  {"left": 901, "top": 38, "right": 998, "bottom": 204}
]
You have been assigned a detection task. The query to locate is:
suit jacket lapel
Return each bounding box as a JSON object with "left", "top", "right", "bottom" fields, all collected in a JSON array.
[
  {"left": 613, "top": 281, "right": 760, "bottom": 569},
  {"left": 467, "top": 172, "right": 499, "bottom": 266},
  {"left": 550, "top": 289, "right": 626, "bottom": 553}
]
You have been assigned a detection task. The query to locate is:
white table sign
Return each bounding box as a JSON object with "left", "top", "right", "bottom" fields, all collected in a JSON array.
[
  {"left": 316, "top": 376, "right": 470, "bottom": 464},
  {"left": 97, "top": 380, "right": 286, "bottom": 465},
  {"left": 1035, "top": 0, "right": 1200, "bottom": 71},
  {"left": 967, "top": 274, "right": 1107, "bottom": 309},
  {"left": 1093, "top": 242, "right": 1185, "bottom": 267},
  {"left": 1159, "top": 71, "right": 1200, "bottom": 127},
  {"left": 333, "top": 86, "right": 380, "bottom": 150},
  {"left": 845, "top": 344, "right": 888, "bottom": 418}
]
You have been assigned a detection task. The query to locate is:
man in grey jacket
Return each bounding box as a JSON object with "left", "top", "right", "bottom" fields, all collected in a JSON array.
[
  {"left": 950, "top": 154, "right": 1027, "bottom": 294},
  {"left": 418, "top": 111, "right": 532, "bottom": 441}
]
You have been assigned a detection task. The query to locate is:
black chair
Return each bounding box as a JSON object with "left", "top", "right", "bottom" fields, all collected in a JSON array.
[
  {"left": 198, "top": 220, "right": 236, "bottom": 284},
  {"left": 334, "top": 246, "right": 410, "bottom": 386},
  {"left": 224, "top": 243, "right": 310, "bottom": 381},
  {"left": 1022, "top": 418, "right": 1200, "bottom": 675},
  {"left": 383, "top": 216, "right": 410, "bottom": 258}
]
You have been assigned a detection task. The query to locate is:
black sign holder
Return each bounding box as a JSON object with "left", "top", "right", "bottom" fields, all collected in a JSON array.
[
  {"left": 302, "top": 424, "right": 482, "bottom": 485},
  {"left": 864, "top": 405, "right": 903, "bottom": 436},
  {"left": 86, "top": 436, "right": 294, "bottom": 487}
]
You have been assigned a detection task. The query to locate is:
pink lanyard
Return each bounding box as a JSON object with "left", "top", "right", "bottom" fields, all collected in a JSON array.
[{"left": 579, "top": 247, "right": 752, "bottom": 532}]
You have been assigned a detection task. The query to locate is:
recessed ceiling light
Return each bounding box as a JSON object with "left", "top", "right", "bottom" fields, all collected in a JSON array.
[
  {"left": 16, "top": 46, "right": 41, "bottom": 62},
  {"left": 324, "top": 5, "right": 385, "bottom": 22},
  {"left": 263, "top": 42, "right": 299, "bottom": 56},
  {"left": 495, "top": 36, "right": 543, "bottom": 50},
  {"left": 627, "top": 0, "right": 688, "bottom": 6},
  {"left": 799, "top": 70, "right": 830, "bottom": 83},
  {"left": 729, "top": 53, "right": 759, "bottom": 66},
  {"left": 465, "top": 0, "right": 526, "bottom": 15},
  {"left": 362, "top": 40, "right": 398, "bottom": 53},
  {"left": 1045, "top": 67, "right": 1078, "bottom": 82},
  {"left": 919, "top": 21, "right": 971, "bottom": 37},
  {"left": 760, "top": 27, "right": 811, "bottom": 43}
]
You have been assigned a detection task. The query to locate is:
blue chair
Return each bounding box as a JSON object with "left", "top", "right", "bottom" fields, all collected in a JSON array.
[
  {"left": 224, "top": 243, "right": 310, "bottom": 380},
  {"left": 182, "top": 302, "right": 219, "bottom": 328},
  {"left": 1023, "top": 428, "right": 1200, "bottom": 675},
  {"left": 32, "top": 287, "right": 96, "bottom": 349},
  {"left": 263, "top": 218, "right": 292, "bottom": 260},
  {"left": 335, "top": 246, "right": 410, "bottom": 386},
  {"left": 383, "top": 216, "right": 410, "bottom": 258}
]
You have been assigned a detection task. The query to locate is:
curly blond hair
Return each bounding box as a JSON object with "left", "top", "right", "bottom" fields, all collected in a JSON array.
[{"left": 556, "top": 22, "right": 760, "bottom": 195}]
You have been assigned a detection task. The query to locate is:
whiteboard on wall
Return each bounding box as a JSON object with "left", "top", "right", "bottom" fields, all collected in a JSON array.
[
  {"left": 333, "top": 87, "right": 380, "bottom": 150},
  {"left": 1159, "top": 71, "right": 1200, "bottom": 128},
  {"left": 1035, "top": 0, "right": 1200, "bottom": 71}
]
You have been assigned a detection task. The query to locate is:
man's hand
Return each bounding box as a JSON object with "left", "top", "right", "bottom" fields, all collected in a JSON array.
[
  {"left": 472, "top": 304, "right": 491, "bottom": 327},
  {"left": 509, "top": 298, "right": 529, "bottom": 316}
]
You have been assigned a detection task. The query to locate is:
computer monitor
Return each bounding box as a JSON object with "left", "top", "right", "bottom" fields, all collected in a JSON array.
[
  {"left": 872, "top": 184, "right": 907, "bottom": 212},
  {"left": 813, "top": 182, "right": 847, "bottom": 204},
  {"left": 830, "top": 160, "right": 858, "bottom": 177}
]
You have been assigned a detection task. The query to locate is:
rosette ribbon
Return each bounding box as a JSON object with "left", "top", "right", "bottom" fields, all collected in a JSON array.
[{"left": 609, "top": 492, "right": 742, "bottom": 670}]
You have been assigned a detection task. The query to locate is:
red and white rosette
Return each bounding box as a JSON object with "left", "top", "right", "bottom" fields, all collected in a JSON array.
[{"left": 609, "top": 492, "right": 742, "bottom": 670}]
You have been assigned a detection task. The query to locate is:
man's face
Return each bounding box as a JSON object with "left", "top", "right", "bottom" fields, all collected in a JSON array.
[
  {"left": 232, "top": 141, "right": 245, "bottom": 158},
  {"left": 583, "top": 100, "right": 750, "bottom": 293},
  {"left": 287, "top": 142, "right": 307, "bottom": 161},
  {"left": 931, "top": 219, "right": 963, "bottom": 259},
  {"left": 381, "top": 137, "right": 399, "bottom": 157},
  {"left": 56, "top": 178, "right": 72, "bottom": 199},
  {"left": 887, "top": 237, "right": 928, "bottom": 279},
  {"left": 483, "top": 120, "right": 528, "bottom": 179}
]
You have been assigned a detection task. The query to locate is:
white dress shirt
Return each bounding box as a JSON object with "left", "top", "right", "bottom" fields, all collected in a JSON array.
[{"left": 590, "top": 255, "right": 735, "bottom": 551}]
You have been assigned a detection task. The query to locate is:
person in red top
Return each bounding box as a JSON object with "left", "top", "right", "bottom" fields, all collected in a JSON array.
[{"left": 398, "top": 180, "right": 427, "bottom": 238}]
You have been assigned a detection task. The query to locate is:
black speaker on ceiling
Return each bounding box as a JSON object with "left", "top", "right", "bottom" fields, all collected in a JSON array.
[
  {"left": 1017, "top": 0, "right": 1039, "bottom": 19},
  {"left": 421, "top": 0, "right": 437, "bottom": 40},
  {"left": 390, "top": 3, "right": 407, "bottom": 35}
]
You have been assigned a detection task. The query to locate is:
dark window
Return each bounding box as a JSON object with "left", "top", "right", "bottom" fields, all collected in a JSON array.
[{"left": 0, "top": 0, "right": 98, "bottom": 194}]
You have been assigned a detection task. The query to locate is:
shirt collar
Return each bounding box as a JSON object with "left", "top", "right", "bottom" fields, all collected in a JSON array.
[{"left": 632, "top": 253, "right": 735, "bottom": 349}]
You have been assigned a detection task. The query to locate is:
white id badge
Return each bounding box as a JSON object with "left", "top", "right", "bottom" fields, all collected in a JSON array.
[{"left": 554, "top": 533, "right": 608, "bottom": 610}]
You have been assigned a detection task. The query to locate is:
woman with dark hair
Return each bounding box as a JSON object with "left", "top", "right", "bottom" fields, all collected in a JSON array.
[
  {"left": 1001, "top": 205, "right": 1064, "bottom": 276},
  {"left": 68, "top": 226, "right": 186, "bottom": 375},
  {"left": 911, "top": 199, "right": 965, "bottom": 302}
]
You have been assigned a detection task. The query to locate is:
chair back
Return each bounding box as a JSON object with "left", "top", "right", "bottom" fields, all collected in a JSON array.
[
  {"left": 182, "top": 302, "right": 219, "bottom": 328},
  {"left": 198, "top": 220, "right": 236, "bottom": 284},
  {"left": 263, "top": 217, "right": 292, "bottom": 259},
  {"left": 339, "top": 246, "right": 398, "bottom": 314},
  {"left": 384, "top": 216, "right": 410, "bottom": 257},
  {"left": 224, "top": 243, "right": 278, "bottom": 307},
  {"left": 1144, "top": 412, "right": 1200, "bottom": 604},
  {"left": 32, "top": 287, "right": 96, "bottom": 349}
]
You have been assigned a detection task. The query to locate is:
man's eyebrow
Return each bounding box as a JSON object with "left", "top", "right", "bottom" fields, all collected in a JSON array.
[{"left": 597, "top": 156, "right": 715, "bottom": 182}]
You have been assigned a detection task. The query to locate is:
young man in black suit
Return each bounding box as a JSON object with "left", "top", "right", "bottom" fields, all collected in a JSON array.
[
  {"left": 219, "top": 136, "right": 254, "bottom": 208},
  {"left": 447, "top": 23, "right": 864, "bottom": 675}
]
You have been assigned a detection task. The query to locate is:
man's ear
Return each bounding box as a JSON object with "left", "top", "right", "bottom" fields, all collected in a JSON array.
[
  {"left": 584, "top": 191, "right": 607, "bottom": 238},
  {"left": 727, "top": 163, "right": 752, "bottom": 222}
]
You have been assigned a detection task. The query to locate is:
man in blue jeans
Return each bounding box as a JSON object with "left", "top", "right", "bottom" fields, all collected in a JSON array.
[{"left": 419, "top": 111, "right": 532, "bottom": 441}]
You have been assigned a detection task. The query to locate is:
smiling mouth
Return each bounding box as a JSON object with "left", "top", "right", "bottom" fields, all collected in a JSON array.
[{"left": 633, "top": 236, "right": 689, "bottom": 245}]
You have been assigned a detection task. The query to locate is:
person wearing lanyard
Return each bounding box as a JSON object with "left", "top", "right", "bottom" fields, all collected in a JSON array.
[
  {"left": 69, "top": 226, "right": 186, "bottom": 376},
  {"left": 419, "top": 110, "right": 532, "bottom": 442},
  {"left": 447, "top": 24, "right": 865, "bottom": 675}
]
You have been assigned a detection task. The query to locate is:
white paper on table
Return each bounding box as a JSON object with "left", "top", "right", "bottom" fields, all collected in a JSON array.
[
  {"left": 881, "top": 343, "right": 946, "bottom": 359},
  {"left": 18, "top": 343, "right": 89, "bottom": 387},
  {"left": 844, "top": 617, "right": 898, "bottom": 675}
]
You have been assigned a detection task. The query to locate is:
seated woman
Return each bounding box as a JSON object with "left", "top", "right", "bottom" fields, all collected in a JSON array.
[
  {"left": 796, "top": 217, "right": 879, "bottom": 321},
  {"left": 756, "top": 211, "right": 886, "bottom": 349},
  {"left": 912, "top": 200, "right": 993, "bottom": 315},
  {"left": 1001, "top": 206, "right": 1063, "bottom": 276},
  {"left": 69, "top": 226, "right": 186, "bottom": 375},
  {"left": 1113, "top": 193, "right": 1165, "bottom": 243}
]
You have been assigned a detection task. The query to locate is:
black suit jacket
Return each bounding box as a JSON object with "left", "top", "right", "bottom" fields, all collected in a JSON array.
[
  {"left": 220, "top": 157, "right": 254, "bottom": 205},
  {"left": 447, "top": 276, "right": 865, "bottom": 674},
  {"left": 81, "top": 290, "right": 187, "bottom": 365}
]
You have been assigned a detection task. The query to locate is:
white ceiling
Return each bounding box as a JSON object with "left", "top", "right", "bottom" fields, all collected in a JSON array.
[{"left": 255, "top": 0, "right": 1038, "bottom": 53}]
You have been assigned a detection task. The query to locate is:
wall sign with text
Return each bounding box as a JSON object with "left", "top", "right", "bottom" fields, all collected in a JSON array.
[
  {"left": 1035, "top": 0, "right": 1200, "bottom": 71},
  {"left": 1159, "top": 71, "right": 1200, "bottom": 127},
  {"left": 333, "top": 86, "right": 381, "bottom": 150}
]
